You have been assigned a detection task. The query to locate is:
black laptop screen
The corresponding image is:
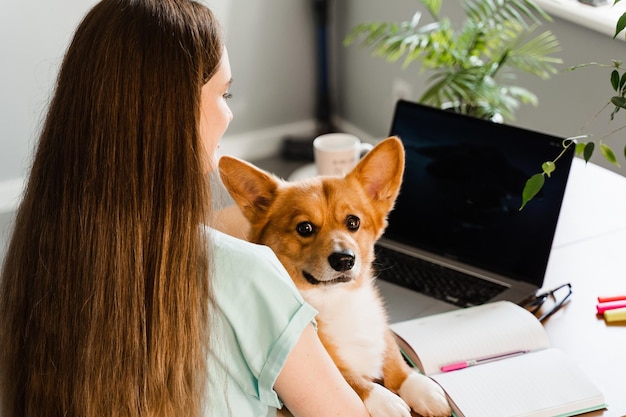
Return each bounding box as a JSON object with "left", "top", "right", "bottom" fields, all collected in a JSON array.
[{"left": 385, "top": 101, "right": 574, "bottom": 287}]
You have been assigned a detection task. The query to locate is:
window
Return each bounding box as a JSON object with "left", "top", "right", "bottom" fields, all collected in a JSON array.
[{"left": 534, "top": 0, "right": 626, "bottom": 38}]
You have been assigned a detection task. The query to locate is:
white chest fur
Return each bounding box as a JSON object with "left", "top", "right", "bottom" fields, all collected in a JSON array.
[{"left": 302, "top": 283, "right": 389, "bottom": 379}]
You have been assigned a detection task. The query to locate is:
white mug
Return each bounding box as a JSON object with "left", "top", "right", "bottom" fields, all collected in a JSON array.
[{"left": 313, "top": 133, "right": 374, "bottom": 176}]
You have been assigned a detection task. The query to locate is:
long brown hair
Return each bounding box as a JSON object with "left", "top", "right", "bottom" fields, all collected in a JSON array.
[{"left": 0, "top": 1, "right": 223, "bottom": 416}]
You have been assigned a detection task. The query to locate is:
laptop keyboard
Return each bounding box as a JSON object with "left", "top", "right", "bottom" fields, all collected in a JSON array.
[{"left": 374, "top": 245, "right": 507, "bottom": 308}]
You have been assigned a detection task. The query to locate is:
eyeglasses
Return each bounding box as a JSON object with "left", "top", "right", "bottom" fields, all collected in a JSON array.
[{"left": 522, "top": 283, "right": 572, "bottom": 322}]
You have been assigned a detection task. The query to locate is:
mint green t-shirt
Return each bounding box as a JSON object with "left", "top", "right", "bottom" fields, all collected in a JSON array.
[{"left": 204, "top": 228, "right": 318, "bottom": 417}]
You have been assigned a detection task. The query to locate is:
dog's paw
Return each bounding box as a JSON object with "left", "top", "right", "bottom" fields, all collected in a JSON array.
[
  {"left": 364, "top": 383, "right": 412, "bottom": 417},
  {"left": 397, "top": 372, "right": 451, "bottom": 417}
]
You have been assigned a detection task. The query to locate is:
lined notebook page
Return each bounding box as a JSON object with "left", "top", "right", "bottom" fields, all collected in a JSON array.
[
  {"left": 390, "top": 301, "right": 550, "bottom": 376},
  {"left": 431, "top": 348, "right": 606, "bottom": 417}
]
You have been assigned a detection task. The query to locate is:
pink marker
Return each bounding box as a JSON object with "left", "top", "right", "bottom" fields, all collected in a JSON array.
[
  {"left": 440, "top": 350, "right": 529, "bottom": 372},
  {"left": 596, "top": 300, "right": 626, "bottom": 315}
]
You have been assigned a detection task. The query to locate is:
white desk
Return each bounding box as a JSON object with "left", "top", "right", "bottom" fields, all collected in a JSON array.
[
  {"left": 538, "top": 158, "right": 626, "bottom": 417},
  {"left": 551, "top": 158, "right": 626, "bottom": 248}
]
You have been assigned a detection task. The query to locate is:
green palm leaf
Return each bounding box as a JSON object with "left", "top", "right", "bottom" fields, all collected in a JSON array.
[
  {"left": 344, "top": 0, "right": 560, "bottom": 121},
  {"left": 506, "top": 29, "right": 562, "bottom": 78},
  {"left": 463, "top": 0, "right": 552, "bottom": 27}
]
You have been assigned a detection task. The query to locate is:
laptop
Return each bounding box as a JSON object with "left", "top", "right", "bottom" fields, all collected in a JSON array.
[{"left": 375, "top": 100, "right": 574, "bottom": 322}]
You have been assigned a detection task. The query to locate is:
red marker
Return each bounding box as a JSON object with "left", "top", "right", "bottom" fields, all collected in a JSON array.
[{"left": 597, "top": 295, "right": 626, "bottom": 303}]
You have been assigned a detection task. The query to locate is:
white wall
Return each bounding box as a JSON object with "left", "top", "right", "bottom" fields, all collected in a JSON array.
[
  {"left": 0, "top": 0, "right": 319, "bottom": 201},
  {"left": 1, "top": 1, "right": 97, "bottom": 181}
]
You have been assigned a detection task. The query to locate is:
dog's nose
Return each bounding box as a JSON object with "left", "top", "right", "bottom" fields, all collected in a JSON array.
[{"left": 328, "top": 250, "right": 355, "bottom": 272}]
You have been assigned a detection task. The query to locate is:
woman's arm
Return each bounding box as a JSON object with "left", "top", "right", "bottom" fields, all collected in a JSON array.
[{"left": 274, "top": 324, "right": 370, "bottom": 417}]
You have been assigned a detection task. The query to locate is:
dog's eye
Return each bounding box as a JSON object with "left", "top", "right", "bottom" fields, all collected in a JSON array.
[
  {"left": 346, "top": 215, "right": 360, "bottom": 231},
  {"left": 296, "top": 221, "right": 315, "bottom": 237}
]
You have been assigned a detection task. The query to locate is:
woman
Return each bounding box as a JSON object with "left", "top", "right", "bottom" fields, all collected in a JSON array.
[{"left": 0, "top": 1, "right": 369, "bottom": 416}]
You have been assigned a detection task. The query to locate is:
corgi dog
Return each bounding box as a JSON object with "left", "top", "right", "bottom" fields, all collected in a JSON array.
[{"left": 218, "top": 137, "right": 451, "bottom": 417}]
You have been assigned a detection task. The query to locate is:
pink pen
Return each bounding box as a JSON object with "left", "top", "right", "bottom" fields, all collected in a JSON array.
[
  {"left": 440, "top": 350, "right": 529, "bottom": 373},
  {"left": 596, "top": 300, "right": 626, "bottom": 315}
]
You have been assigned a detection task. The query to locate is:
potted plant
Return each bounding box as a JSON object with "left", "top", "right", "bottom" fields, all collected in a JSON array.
[
  {"left": 344, "top": 0, "right": 562, "bottom": 122},
  {"left": 521, "top": 2, "right": 626, "bottom": 208}
]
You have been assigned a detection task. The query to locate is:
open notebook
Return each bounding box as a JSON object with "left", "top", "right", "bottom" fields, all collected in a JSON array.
[
  {"left": 390, "top": 301, "right": 606, "bottom": 417},
  {"left": 375, "top": 100, "right": 574, "bottom": 321}
]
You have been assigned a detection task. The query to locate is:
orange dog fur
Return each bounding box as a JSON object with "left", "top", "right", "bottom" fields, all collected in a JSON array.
[{"left": 218, "top": 137, "right": 451, "bottom": 417}]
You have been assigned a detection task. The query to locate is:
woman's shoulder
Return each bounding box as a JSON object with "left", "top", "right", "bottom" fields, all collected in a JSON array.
[
  {"left": 205, "top": 226, "right": 314, "bottom": 330},
  {"left": 206, "top": 227, "right": 275, "bottom": 264}
]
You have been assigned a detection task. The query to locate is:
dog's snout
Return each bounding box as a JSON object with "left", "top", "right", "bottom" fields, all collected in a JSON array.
[{"left": 328, "top": 250, "right": 355, "bottom": 272}]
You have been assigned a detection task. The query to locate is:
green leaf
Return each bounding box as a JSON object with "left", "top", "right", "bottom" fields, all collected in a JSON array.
[
  {"left": 620, "top": 72, "right": 626, "bottom": 93},
  {"left": 600, "top": 143, "right": 621, "bottom": 167},
  {"left": 410, "top": 11, "right": 423, "bottom": 29},
  {"left": 611, "top": 105, "right": 621, "bottom": 121},
  {"left": 419, "top": 0, "right": 442, "bottom": 20},
  {"left": 541, "top": 161, "right": 556, "bottom": 177},
  {"left": 611, "top": 70, "right": 620, "bottom": 91},
  {"left": 610, "top": 96, "right": 626, "bottom": 120},
  {"left": 614, "top": 12, "right": 626, "bottom": 39},
  {"left": 520, "top": 173, "right": 545, "bottom": 210},
  {"left": 611, "top": 96, "right": 626, "bottom": 109},
  {"left": 583, "top": 142, "right": 595, "bottom": 162},
  {"left": 575, "top": 142, "right": 586, "bottom": 156}
]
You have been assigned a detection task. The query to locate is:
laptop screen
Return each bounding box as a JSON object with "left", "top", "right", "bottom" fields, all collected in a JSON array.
[{"left": 385, "top": 100, "right": 574, "bottom": 287}]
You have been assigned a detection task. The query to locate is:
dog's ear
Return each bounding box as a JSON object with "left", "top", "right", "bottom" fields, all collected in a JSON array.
[
  {"left": 218, "top": 156, "right": 279, "bottom": 223},
  {"left": 347, "top": 136, "right": 405, "bottom": 212}
]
